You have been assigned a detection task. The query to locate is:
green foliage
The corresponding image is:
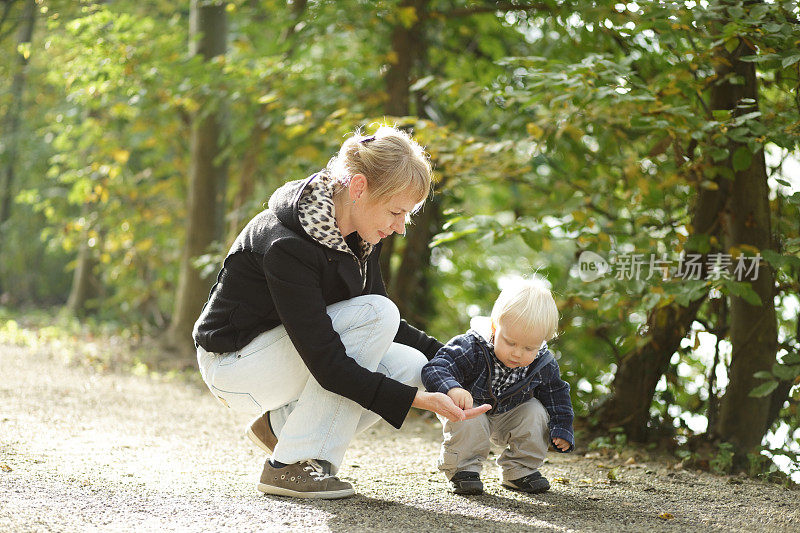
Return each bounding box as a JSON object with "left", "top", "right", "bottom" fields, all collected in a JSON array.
[
  {"left": 588, "top": 427, "right": 628, "bottom": 452},
  {"left": 425, "top": 0, "right": 800, "bottom": 463},
  {"left": 710, "top": 442, "right": 735, "bottom": 475},
  {"left": 0, "top": 306, "right": 197, "bottom": 379},
  {"left": 1, "top": 0, "right": 798, "bottom": 476}
]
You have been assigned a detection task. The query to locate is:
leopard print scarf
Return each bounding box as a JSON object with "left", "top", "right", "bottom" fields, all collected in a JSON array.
[{"left": 297, "top": 172, "right": 373, "bottom": 275}]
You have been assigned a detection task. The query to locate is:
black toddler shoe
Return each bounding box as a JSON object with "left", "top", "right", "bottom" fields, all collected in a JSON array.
[
  {"left": 450, "top": 470, "right": 484, "bottom": 495},
  {"left": 502, "top": 470, "right": 550, "bottom": 493}
]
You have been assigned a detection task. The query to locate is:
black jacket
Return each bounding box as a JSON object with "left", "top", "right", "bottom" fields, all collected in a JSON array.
[{"left": 193, "top": 174, "right": 443, "bottom": 428}]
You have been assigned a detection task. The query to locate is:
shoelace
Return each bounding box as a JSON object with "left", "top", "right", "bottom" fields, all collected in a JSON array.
[{"left": 303, "top": 460, "right": 334, "bottom": 481}]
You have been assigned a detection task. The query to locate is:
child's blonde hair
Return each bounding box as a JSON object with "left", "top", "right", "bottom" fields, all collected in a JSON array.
[
  {"left": 491, "top": 276, "right": 559, "bottom": 340},
  {"left": 326, "top": 124, "right": 432, "bottom": 212}
]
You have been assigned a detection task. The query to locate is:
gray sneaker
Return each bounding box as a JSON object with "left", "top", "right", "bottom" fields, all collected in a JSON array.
[
  {"left": 246, "top": 412, "right": 278, "bottom": 454},
  {"left": 258, "top": 459, "right": 355, "bottom": 499}
]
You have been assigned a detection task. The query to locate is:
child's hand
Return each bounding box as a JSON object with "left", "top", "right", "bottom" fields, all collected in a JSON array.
[
  {"left": 447, "top": 387, "right": 474, "bottom": 409},
  {"left": 552, "top": 437, "right": 571, "bottom": 451}
]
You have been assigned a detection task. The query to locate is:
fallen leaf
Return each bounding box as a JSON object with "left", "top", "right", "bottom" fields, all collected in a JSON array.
[
  {"left": 552, "top": 477, "right": 570, "bottom": 484},
  {"left": 659, "top": 512, "right": 675, "bottom": 520},
  {"left": 607, "top": 467, "right": 621, "bottom": 481},
  {"left": 579, "top": 478, "right": 594, "bottom": 484},
  {"left": 624, "top": 457, "right": 636, "bottom": 465},
  {"left": 0, "top": 464, "right": 11, "bottom": 472}
]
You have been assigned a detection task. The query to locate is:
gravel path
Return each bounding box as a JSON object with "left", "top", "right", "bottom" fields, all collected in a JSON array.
[{"left": 1, "top": 343, "right": 797, "bottom": 532}]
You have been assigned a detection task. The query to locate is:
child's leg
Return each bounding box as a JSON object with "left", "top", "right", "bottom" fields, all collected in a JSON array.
[
  {"left": 436, "top": 413, "right": 491, "bottom": 480},
  {"left": 488, "top": 398, "right": 550, "bottom": 483}
]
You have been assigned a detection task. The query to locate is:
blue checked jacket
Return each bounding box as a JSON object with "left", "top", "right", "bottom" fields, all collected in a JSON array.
[{"left": 421, "top": 322, "right": 574, "bottom": 452}]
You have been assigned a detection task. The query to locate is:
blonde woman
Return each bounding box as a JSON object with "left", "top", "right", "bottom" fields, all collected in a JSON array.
[{"left": 194, "top": 126, "right": 490, "bottom": 499}]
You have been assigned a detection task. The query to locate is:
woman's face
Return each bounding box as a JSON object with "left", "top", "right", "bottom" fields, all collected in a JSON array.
[{"left": 354, "top": 187, "right": 420, "bottom": 245}]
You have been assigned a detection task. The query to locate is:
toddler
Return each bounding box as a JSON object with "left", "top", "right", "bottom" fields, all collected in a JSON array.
[{"left": 421, "top": 277, "right": 573, "bottom": 494}]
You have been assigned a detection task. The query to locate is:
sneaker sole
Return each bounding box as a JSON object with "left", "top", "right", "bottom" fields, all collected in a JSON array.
[
  {"left": 246, "top": 427, "right": 273, "bottom": 454},
  {"left": 453, "top": 486, "right": 484, "bottom": 495},
  {"left": 501, "top": 482, "right": 550, "bottom": 494},
  {"left": 257, "top": 483, "right": 355, "bottom": 499}
]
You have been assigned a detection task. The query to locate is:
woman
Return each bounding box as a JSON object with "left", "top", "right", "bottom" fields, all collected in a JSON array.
[{"left": 194, "top": 126, "right": 490, "bottom": 499}]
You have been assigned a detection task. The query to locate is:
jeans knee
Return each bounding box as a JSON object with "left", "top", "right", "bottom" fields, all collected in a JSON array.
[
  {"left": 406, "top": 350, "right": 428, "bottom": 384},
  {"left": 356, "top": 294, "right": 400, "bottom": 335},
  {"left": 379, "top": 345, "right": 427, "bottom": 387}
]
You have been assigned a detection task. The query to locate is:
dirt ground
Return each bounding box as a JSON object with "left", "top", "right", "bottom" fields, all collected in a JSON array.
[{"left": 1, "top": 343, "right": 798, "bottom": 532}]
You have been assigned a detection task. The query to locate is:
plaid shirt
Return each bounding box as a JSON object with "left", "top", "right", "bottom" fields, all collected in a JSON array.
[
  {"left": 490, "top": 352, "right": 529, "bottom": 396},
  {"left": 421, "top": 327, "right": 574, "bottom": 452}
]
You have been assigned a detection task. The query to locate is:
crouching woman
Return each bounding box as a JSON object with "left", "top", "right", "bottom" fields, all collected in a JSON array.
[{"left": 193, "top": 126, "right": 489, "bottom": 499}]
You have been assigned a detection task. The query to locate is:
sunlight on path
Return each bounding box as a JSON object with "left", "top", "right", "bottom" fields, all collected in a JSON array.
[{"left": 1, "top": 344, "right": 797, "bottom": 532}]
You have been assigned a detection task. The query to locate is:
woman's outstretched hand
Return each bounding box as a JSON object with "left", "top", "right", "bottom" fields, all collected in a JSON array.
[{"left": 412, "top": 390, "right": 491, "bottom": 422}]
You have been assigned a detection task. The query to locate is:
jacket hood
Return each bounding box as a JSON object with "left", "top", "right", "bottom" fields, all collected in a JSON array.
[
  {"left": 469, "top": 316, "right": 494, "bottom": 345},
  {"left": 267, "top": 172, "right": 373, "bottom": 261},
  {"left": 267, "top": 174, "right": 311, "bottom": 236}
]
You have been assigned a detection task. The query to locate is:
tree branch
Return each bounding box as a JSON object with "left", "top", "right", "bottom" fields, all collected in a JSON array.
[
  {"left": 0, "top": 0, "right": 21, "bottom": 43},
  {"left": 0, "top": 0, "right": 20, "bottom": 38},
  {"left": 431, "top": 2, "right": 551, "bottom": 19},
  {"left": 593, "top": 327, "right": 622, "bottom": 363}
]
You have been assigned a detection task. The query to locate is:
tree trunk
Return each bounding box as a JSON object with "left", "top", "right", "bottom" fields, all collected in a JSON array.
[
  {"left": 280, "top": 0, "right": 307, "bottom": 43},
  {"left": 385, "top": 0, "right": 426, "bottom": 117},
  {"left": 227, "top": 124, "right": 263, "bottom": 241},
  {"left": 392, "top": 193, "right": 442, "bottom": 325},
  {"left": 380, "top": 0, "right": 425, "bottom": 289},
  {"left": 594, "top": 63, "right": 738, "bottom": 440},
  {"left": 65, "top": 223, "right": 99, "bottom": 316},
  {"left": 381, "top": 0, "right": 442, "bottom": 330},
  {"left": 764, "top": 225, "right": 800, "bottom": 432},
  {"left": 228, "top": 0, "right": 307, "bottom": 242},
  {"left": 163, "top": 0, "right": 228, "bottom": 360},
  {"left": 714, "top": 37, "right": 778, "bottom": 456},
  {"left": 595, "top": 299, "right": 706, "bottom": 440},
  {"left": 594, "top": 170, "right": 731, "bottom": 439},
  {"left": 0, "top": 0, "right": 36, "bottom": 287}
]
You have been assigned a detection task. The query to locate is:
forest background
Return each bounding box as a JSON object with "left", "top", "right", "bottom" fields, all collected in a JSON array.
[{"left": 0, "top": 0, "right": 798, "bottom": 482}]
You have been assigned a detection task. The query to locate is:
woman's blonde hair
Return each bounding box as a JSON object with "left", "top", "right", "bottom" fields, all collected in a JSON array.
[
  {"left": 491, "top": 276, "right": 559, "bottom": 341},
  {"left": 327, "top": 125, "right": 433, "bottom": 211}
]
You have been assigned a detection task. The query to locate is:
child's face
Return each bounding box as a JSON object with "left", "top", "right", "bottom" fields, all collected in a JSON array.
[{"left": 492, "top": 319, "right": 545, "bottom": 369}]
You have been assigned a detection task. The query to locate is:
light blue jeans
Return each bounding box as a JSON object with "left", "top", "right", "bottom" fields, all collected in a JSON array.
[{"left": 196, "top": 295, "right": 427, "bottom": 473}]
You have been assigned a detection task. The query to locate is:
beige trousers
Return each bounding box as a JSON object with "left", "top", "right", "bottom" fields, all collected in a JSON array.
[{"left": 437, "top": 397, "right": 550, "bottom": 483}]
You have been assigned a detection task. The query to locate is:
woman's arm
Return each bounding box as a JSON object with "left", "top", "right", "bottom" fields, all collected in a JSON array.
[
  {"left": 263, "top": 239, "right": 417, "bottom": 428},
  {"left": 412, "top": 390, "right": 491, "bottom": 422}
]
